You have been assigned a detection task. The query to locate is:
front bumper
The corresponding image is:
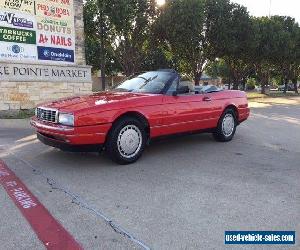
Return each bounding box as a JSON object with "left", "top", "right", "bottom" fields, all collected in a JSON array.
[
  {"left": 36, "top": 132, "right": 103, "bottom": 152},
  {"left": 31, "top": 117, "right": 111, "bottom": 149}
]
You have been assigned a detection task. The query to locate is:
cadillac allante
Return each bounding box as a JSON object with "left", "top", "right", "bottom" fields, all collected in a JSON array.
[{"left": 31, "top": 69, "right": 250, "bottom": 164}]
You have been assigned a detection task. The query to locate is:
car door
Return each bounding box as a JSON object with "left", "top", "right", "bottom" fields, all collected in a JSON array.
[
  {"left": 160, "top": 79, "right": 215, "bottom": 136},
  {"left": 189, "top": 92, "right": 220, "bottom": 130}
]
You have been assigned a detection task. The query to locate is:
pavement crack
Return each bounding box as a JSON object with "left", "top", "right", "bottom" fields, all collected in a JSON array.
[{"left": 7, "top": 153, "right": 151, "bottom": 250}]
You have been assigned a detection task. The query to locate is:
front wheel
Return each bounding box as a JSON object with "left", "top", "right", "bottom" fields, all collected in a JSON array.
[
  {"left": 213, "top": 109, "right": 237, "bottom": 142},
  {"left": 105, "top": 117, "right": 146, "bottom": 164}
]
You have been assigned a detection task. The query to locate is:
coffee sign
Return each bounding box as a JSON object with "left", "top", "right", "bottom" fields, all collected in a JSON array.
[
  {"left": 0, "top": 0, "right": 75, "bottom": 63},
  {"left": 0, "top": 26, "right": 36, "bottom": 44}
]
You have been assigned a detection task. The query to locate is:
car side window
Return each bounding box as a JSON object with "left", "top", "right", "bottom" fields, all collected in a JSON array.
[
  {"left": 178, "top": 80, "right": 195, "bottom": 95},
  {"left": 166, "top": 77, "right": 178, "bottom": 95}
]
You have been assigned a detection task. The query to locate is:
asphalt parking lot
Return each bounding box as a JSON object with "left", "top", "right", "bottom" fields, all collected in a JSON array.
[{"left": 0, "top": 97, "right": 300, "bottom": 250}]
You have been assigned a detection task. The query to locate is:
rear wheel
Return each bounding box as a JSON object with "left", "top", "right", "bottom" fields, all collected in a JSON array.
[
  {"left": 213, "top": 108, "right": 237, "bottom": 142},
  {"left": 106, "top": 117, "right": 146, "bottom": 164}
]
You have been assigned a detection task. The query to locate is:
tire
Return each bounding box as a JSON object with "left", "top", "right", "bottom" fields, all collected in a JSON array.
[
  {"left": 213, "top": 108, "right": 237, "bottom": 142},
  {"left": 105, "top": 117, "right": 147, "bottom": 164}
]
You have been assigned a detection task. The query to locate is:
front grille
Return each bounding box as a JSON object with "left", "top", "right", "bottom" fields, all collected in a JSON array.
[{"left": 36, "top": 107, "right": 58, "bottom": 123}]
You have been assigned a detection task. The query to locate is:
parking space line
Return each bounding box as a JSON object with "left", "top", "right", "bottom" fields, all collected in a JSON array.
[{"left": 0, "top": 159, "right": 83, "bottom": 250}]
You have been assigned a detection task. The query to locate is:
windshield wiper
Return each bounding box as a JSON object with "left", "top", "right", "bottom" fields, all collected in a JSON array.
[
  {"left": 138, "top": 75, "right": 158, "bottom": 89},
  {"left": 136, "top": 76, "right": 149, "bottom": 81}
]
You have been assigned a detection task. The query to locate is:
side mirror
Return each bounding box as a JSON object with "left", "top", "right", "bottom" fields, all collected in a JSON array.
[{"left": 177, "top": 85, "right": 190, "bottom": 95}]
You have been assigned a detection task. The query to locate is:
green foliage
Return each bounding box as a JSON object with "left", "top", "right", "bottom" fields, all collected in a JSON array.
[
  {"left": 154, "top": 0, "right": 206, "bottom": 83},
  {"left": 83, "top": 0, "right": 157, "bottom": 75},
  {"left": 206, "top": 59, "right": 230, "bottom": 81},
  {"left": 83, "top": 0, "right": 300, "bottom": 93},
  {"left": 221, "top": 3, "right": 255, "bottom": 89},
  {"left": 252, "top": 16, "right": 300, "bottom": 93},
  {"left": 83, "top": 0, "right": 100, "bottom": 72},
  {"left": 83, "top": 0, "right": 121, "bottom": 74},
  {"left": 204, "top": 0, "right": 233, "bottom": 59},
  {"left": 141, "top": 42, "right": 174, "bottom": 71},
  {"left": 103, "top": 0, "right": 157, "bottom": 76}
]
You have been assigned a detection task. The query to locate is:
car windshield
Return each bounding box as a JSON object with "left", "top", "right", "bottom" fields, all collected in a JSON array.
[{"left": 113, "top": 71, "right": 172, "bottom": 94}]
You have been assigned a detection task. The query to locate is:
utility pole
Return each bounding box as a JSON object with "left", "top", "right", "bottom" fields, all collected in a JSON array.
[
  {"left": 269, "top": 0, "right": 272, "bottom": 17},
  {"left": 98, "top": 0, "right": 106, "bottom": 91}
]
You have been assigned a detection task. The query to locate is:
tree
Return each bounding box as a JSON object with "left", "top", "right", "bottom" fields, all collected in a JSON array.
[
  {"left": 141, "top": 41, "right": 174, "bottom": 71},
  {"left": 220, "top": 3, "right": 255, "bottom": 90},
  {"left": 267, "top": 16, "right": 297, "bottom": 93},
  {"left": 84, "top": 0, "right": 300, "bottom": 94},
  {"left": 83, "top": 0, "right": 101, "bottom": 72},
  {"left": 252, "top": 17, "right": 277, "bottom": 94},
  {"left": 84, "top": 0, "right": 157, "bottom": 77},
  {"left": 275, "top": 16, "right": 300, "bottom": 94},
  {"left": 104, "top": 0, "right": 156, "bottom": 76},
  {"left": 154, "top": 0, "right": 206, "bottom": 85},
  {"left": 84, "top": 0, "right": 122, "bottom": 75},
  {"left": 253, "top": 16, "right": 300, "bottom": 94},
  {"left": 206, "top": 59, "right": 230, "bottom": 85},
  {"left": 204, "top": 0, "right": 233, "bottom": 59}
]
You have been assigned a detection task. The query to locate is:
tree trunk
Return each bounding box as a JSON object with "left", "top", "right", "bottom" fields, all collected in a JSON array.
[
  {"left": 194, "top": 72, "right": 202, "bottom": 86},
  {"left": 232, "top": 82, "right": 239, "bottom": 90},
  {"left": 231, "top": 71, "right": 239, "bottom": 90},
  {"left": 261, "top": 84, "right": 266, "bottom": 94},
  {"left": 99, "top": 5, "right": 106, "bottom": 91},
  {"left": 241, "top": 78, "right": 246, "bottom": 91},
  {"left": 227, "top": 76, "right": 231, "bottom": 90},
  {"left": 284, "top": 78, "right": 288, "bottom": 93},
  {"left": 292, "top": 78, "right": 299, "bottom": 94},
  {"left": 261, "top": 75, "right": 268, "bottom": 94}
]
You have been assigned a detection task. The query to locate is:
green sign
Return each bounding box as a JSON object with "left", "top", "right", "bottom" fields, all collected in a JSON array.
[{"left": 0, "top": 26, "right": 36, "bottom": 44}]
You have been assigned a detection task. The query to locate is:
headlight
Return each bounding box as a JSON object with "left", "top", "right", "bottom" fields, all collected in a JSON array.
[{"left": 58, "top": 113, "right": 74, "bottom": 126}]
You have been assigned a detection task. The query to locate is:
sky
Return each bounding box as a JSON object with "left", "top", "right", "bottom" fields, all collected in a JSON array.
[{"left": 232, "top": 0, "right": 300, "bottom": 23}]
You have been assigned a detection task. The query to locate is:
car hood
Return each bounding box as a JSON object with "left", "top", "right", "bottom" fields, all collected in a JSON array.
[{"left": 41, "top": 91, "right": 159, "bottom": 112}]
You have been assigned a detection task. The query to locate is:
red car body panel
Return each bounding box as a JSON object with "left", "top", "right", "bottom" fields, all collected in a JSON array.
[{"left": 30, "top": 90, "right": 250, "bottom": 146}]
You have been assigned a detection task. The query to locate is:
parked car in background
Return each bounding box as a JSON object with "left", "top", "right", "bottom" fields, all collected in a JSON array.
[
  {"left": 255, "top": 86, "right": 262, "bottom": 92},
  {"left": 31, "top": 69, "right": 250, "bottom": 164},
  {"left": 278, "top": 83, "right": 298, "bottom": 91}
]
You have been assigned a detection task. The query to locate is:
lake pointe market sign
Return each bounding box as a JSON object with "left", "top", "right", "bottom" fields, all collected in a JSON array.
[
  {"left": 0, "top": 62, "right": 92, "bottom": 82},
  {"left": 0, "top": 0, "right": 76, "bottom": 63}
]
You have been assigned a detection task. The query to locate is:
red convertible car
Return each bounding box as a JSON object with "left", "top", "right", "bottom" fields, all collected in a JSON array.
[{"left": 31, "top": 69, "right": 250, "bottom": 164}]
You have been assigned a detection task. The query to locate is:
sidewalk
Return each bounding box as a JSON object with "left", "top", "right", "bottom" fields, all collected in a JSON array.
[{"left": 249, "top": 96, "right": 300, "bottom": 108}]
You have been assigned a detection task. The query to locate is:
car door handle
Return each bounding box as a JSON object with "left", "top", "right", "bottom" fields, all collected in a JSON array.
[{"left": 203, "top": 96, "right": 212, "bottom": 102}]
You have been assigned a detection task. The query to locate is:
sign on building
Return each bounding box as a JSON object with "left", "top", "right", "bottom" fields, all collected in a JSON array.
[{"left": 0, "top": 0, "right": 76, "bottom": 63}]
